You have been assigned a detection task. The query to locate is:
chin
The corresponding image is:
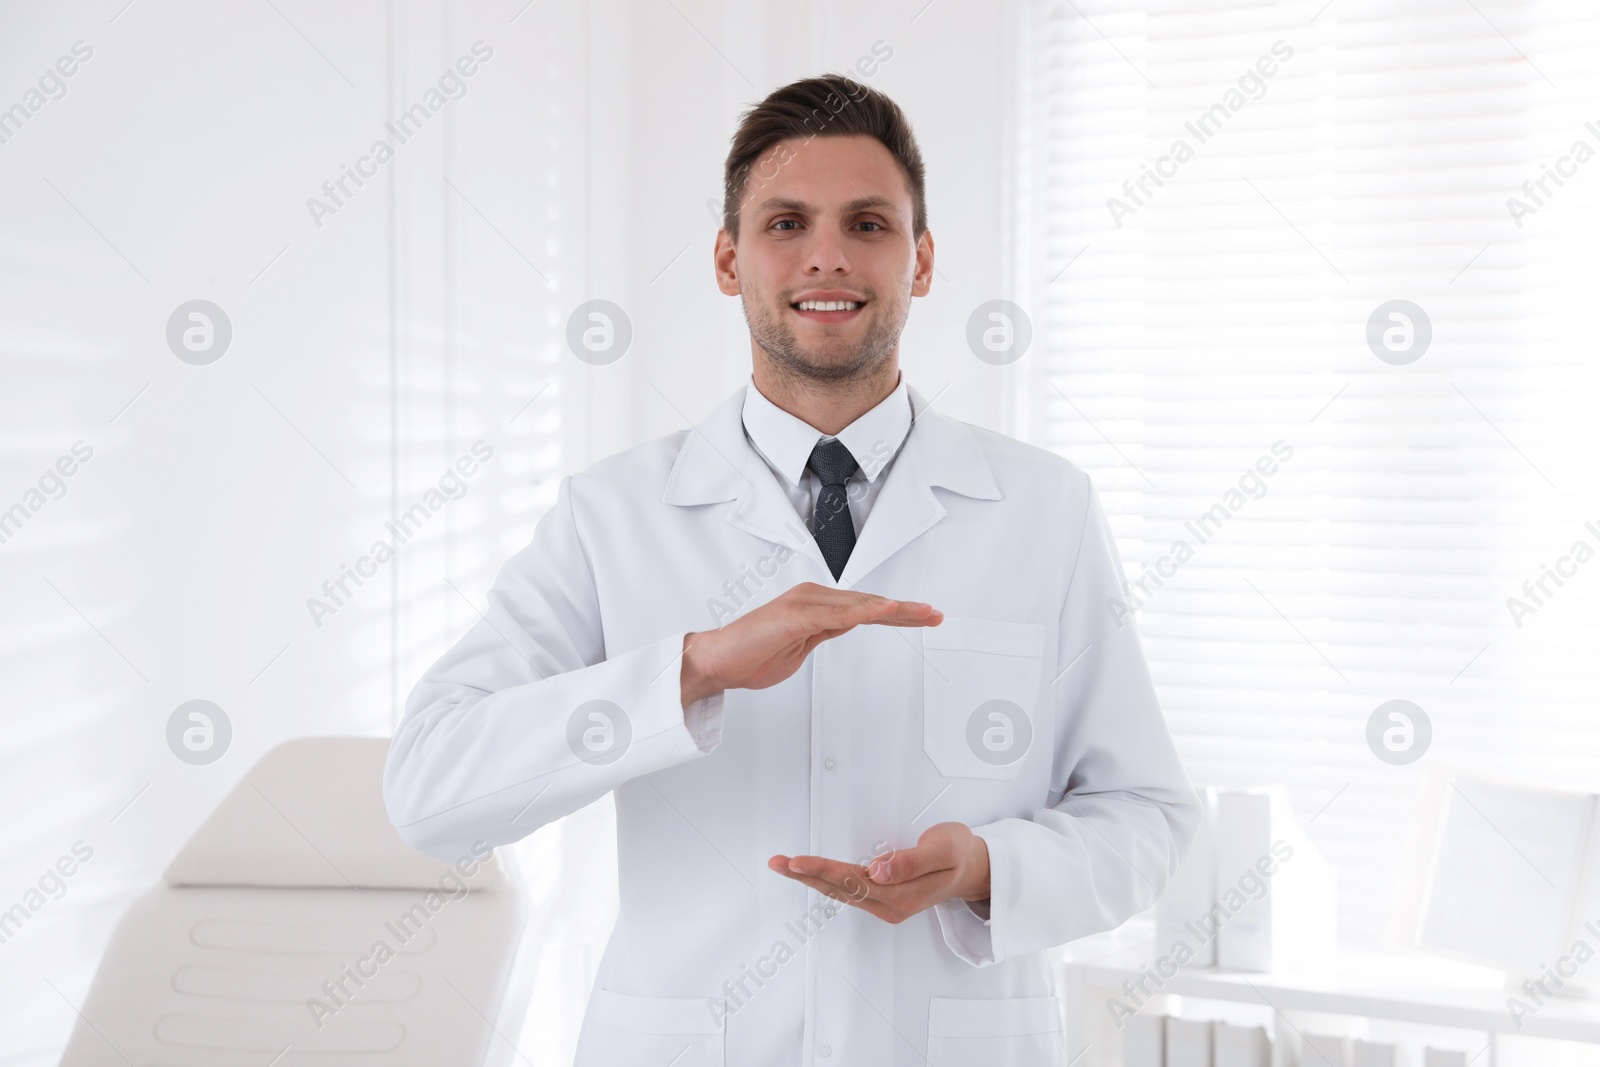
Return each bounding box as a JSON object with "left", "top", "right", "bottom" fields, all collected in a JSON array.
[{"left": 800, "top": 349, "right": 885, "bottom": 381}]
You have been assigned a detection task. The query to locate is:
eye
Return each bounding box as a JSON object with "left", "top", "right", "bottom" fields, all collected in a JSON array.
[
  {"left": 857, "top": 220, "right": 883, "bottom": 231},
  {"left": 772, "top": 218, "right": 800, "bottom": 231}
]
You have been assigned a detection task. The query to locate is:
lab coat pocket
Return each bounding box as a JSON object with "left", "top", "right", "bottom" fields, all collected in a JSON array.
[
  {"left": 576, "top": 988, "right": 724, "bottom": 1067},
  {"left": 926, "top": 995, "right": 1066, "bottom": 1067},
  {"left": 922, "top": 617, "right": 1046, "bottom": 781}
]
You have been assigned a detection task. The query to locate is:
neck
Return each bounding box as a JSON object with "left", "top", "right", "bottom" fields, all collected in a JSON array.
[{"left": 751, "top": 354, "right": 901, "bottom": 437}]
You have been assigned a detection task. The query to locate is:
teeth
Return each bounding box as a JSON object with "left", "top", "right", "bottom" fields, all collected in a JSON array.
[{"left": 795, "top": 300, "right": 863, "bottom": 312}]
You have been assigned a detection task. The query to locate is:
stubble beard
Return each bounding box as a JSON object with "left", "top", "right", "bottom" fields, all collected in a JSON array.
[{"left": 743, "top": 284, "right": 907, "bottom": 385}]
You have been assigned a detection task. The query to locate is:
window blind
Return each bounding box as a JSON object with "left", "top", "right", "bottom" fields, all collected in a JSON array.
[{"left": 1016, "top": 0, "right": 1600, "bottom": 944}]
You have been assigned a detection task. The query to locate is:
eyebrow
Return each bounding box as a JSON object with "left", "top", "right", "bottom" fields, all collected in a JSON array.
[{"left": 753, "top": 195, "right": 903, "bottom": 219}]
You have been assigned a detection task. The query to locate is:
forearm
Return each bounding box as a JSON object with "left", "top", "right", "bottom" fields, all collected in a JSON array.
[
  {"left": 680, "top": 632, "right": 726, "bottom": 708},
  {"left": 386, "top": 626, "right": 721, "bottom": 859}
]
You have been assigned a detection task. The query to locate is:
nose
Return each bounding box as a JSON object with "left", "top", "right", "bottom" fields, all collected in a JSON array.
[{"left": 802, "top": 226, "right": 851, "bottom": 276}]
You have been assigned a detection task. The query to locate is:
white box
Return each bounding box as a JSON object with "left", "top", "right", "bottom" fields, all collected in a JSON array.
[
  {"left": 1213, "top": 1021, "right": 1270, "bottom": 1067},
  {"left": 1214, "top": 785, "right": 1337, "bottom": 972},
  {"left": 1123, "top": 1011, "right": 1164, "bottom": 1067},
  {"left": 1395, "top": 769, "right": 1600, "bottom": 986},
  {"left": 1166, "top": 1016, "right": 1213, "bottom": 1067}
]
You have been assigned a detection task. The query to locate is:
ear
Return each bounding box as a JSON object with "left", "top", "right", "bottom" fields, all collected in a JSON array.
[
  {"left": 714, "top": 228, "right": 741, "bottom": 296},
  {"left": 911, "top": 228, "right": 935, "bottom": 298}
]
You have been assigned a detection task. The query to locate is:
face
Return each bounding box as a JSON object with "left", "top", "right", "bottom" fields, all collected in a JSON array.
[{"left": 715, "top": 134, "right": 934, "bottom": 383}]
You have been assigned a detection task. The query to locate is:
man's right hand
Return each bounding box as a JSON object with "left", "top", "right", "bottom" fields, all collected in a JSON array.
[{"left": 681, "top": 582, "right": 942, "bottom": 708}]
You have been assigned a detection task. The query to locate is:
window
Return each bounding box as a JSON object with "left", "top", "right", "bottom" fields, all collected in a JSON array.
[{"left": 1017, "top": 0, "right": 1600, "bottom": 943}]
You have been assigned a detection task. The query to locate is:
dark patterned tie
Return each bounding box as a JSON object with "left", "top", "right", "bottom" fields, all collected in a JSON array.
[{"left": 808, "top": 438, "right": 859, "bottom": 580}]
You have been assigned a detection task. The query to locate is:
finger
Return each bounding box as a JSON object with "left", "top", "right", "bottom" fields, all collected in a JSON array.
[
  {"left": 772, "top": 863, "right": 937, "bottom": 925},
  {"left": 868, "top": 832, "right": 959, "bottom": 885},
  {"left": 785, "top": 855, "right": 870, "bottom": 891},
  {"left": 867, "top": 846, "right": 915, "bottom": 885},
  {"left": 857, "top": 607, "right": 945, "bottom": 628},
  {"left": 791, "top": 583, "right": 936, "bottom": 618},
  {"left": 811, "top": 592, "right": 941, "bottom": 629},
  {"left": 790, "top": 861, "right": 879, "bottom": 905},
  {"left": 773, "top": 868, "right": 863, "bottom": 904},
  {"left": 868, "top": 849, "right": 958, "bottom": 886},
  {"left": 850, "top": 597, "right": 941, "bottom": 627},
  {"left": 770, "top": 856, "right": 866, "bottom": 896},
  {"left": 784, "top": 872, "right": 906, "bottom": 924},
  {"left": 869, "top": 867, "right": 961, "bottom": 907},
  {"left": 818, "top": 603, "right": 940, "bottom": 638}
]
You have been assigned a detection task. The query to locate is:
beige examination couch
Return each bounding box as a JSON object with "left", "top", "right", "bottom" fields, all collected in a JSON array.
[{"left": 60, "top": 737, "right": 536, "bottom": 1066}]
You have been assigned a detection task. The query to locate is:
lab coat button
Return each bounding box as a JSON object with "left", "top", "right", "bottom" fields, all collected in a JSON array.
[
  {"left": 823, "top": 904, "right": 836, "bottom": 918},
  {"left": 819, "top": 1045, "right": 832, "bottom": 1057},
  {"left": 824, "top": 756, "right": 837, "bottom": 770}
]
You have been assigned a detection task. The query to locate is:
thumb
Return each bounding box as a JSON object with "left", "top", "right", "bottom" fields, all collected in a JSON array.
[
  {"left": 867, "top": 844, "right": 938, "bottom": 885},
  {"left": 867, "top": 824, "right": 968, "bottom": 884},
  {"left": 865, "top": 849, "right": 901, "bottom": 884}
]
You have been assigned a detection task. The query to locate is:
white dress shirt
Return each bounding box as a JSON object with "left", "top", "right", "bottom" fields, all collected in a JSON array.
[{"left": 740, "top": 371, "right": 914, "bottom": 536}]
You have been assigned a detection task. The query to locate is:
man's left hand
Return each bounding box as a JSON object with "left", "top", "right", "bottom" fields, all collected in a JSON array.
[{"left": 767, "top": 821, "right": 990, "bottom": 924}]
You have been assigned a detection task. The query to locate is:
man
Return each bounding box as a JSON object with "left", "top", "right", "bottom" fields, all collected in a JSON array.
[{"left": 385, "top": 73, "right": 1198, "bottom": 1066}]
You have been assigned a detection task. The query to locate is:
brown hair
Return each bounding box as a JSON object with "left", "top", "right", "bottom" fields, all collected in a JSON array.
[{"left": 721, "top": 74, "right": 927, "bottom": 243}]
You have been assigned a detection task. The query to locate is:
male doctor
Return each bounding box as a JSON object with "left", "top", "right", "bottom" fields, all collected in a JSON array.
[{"left": 385, "top": 74, "right": 1199, "bottom": 1066}]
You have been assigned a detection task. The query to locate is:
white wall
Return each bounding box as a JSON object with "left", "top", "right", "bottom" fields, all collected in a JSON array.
[{"left": 0, "top": 1, "right": 1014, "bottom": 1063}]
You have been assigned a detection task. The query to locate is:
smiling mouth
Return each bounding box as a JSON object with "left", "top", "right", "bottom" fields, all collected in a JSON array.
[{"left": 791, "top": 299, "right": 867, "bottom": 322}]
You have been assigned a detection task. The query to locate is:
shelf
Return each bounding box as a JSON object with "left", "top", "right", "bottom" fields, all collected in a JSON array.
[{"left": 1058, "top": 925, "right": 1600, "bottom": 1045}]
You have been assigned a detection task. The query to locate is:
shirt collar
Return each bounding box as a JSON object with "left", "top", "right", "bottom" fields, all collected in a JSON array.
[{"left": 741, "top": 371, "right": 913, "bottom": 488}]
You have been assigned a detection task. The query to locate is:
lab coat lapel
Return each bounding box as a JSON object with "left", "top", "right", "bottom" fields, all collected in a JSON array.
[
  {"left": 837, "top": 383, "right": 1001, "bottom": 588},
  {"left": 660, "top": 382, "right": 1003, "bottom": 590},
  {"left": 661, "top": 386, "right": 830, "bottom": 576}
]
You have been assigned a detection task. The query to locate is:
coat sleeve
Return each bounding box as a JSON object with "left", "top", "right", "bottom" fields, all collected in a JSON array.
[
  {"left": 932, "top": 473, "right": 1201, "bottom": 966},
  {"left": 383, "top": 473, "right": 725, "bottom": 860}
]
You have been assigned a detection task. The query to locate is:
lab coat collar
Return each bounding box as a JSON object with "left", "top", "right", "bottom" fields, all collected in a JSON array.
[
  {"left": 740, "top": 373, "right": 912, "bottom": 488},
  {"left": 662, "top": 379, "right": 1000, "bottom": 587}
]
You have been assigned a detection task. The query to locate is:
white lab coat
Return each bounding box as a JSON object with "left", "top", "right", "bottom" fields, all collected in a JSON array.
[{"left": 384, "top": 381, "right": 1200, "bottom": 1067}]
